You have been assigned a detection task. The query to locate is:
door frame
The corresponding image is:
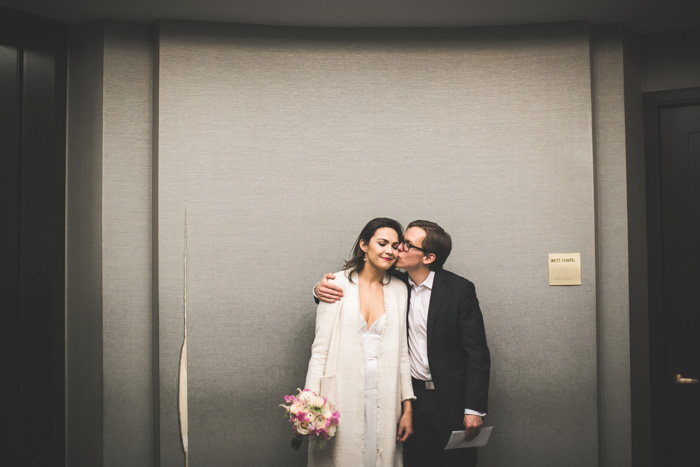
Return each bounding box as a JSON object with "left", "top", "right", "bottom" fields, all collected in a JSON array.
[{"left": 643, "top": 86, "right": 700, "bottom": 466}]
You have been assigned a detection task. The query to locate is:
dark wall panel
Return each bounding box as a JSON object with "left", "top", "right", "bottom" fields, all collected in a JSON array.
[
  {"left": 0, "top": 7, "right": 67, "bottom": 467},
  {"left": 21, "top": 44, "right": 65, "bottom": 467},
  {"left": 0, "top": 42, "right": 21, "bottom": 460},
  {"left": 65, "top": 21, "right": 105, "bottom": 467}
]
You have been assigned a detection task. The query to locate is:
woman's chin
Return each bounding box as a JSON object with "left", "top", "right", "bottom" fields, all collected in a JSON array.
[{"left": 368, "top": 258, "right": 396, "bottom": 270}]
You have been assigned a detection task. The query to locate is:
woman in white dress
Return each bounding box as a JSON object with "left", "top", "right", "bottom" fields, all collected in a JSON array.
[{"left": 305, "top": 218, "right": 415, "bottom": 467}]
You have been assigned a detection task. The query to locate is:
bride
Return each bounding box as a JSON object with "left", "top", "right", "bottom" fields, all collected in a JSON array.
[{"left": 305, "top": 217, "right": 415, "bottom": 467}]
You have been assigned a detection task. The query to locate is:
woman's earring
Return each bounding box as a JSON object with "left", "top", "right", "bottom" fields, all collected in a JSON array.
[{"left": 363, "top": 255, "right": 367, "bottom": 262}]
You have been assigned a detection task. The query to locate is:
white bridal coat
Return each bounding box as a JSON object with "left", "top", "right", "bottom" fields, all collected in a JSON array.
[{"left": 305, "top": 271, "right": 415, "bottom": 467}]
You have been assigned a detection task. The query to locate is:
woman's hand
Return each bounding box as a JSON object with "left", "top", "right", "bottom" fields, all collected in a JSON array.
[{"left": 396, "top": 401, "right": 413, "bottom": 442}]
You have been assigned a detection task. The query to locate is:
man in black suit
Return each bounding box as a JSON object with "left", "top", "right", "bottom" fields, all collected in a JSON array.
[{"left": 315, "top": 220, "right": 490, "bottom": 467}]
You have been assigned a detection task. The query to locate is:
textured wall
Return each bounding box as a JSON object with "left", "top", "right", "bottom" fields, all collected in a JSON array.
[
  {"left": 591, "top": 24, "right": 633, "bottom": 467},
  {"left": 102, "top": 22, "right": 154, "bottom": 466},
  {"left": 66, "top": 21, "right": 154, "bottom": 467},
  {"left": 155, "top": 21, "right": 598, "bottom": 466},
  {"left": 67, "top": 19, "right": 653, "bottom": 467}
]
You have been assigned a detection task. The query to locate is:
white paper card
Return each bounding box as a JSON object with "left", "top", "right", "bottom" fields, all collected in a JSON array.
[{"left": 444, "top": 426, "right": 493, "bottom": 450}]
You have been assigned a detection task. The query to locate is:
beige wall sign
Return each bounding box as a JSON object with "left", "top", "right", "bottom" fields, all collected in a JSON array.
[{"left": 549, "top": 253, "right": 581, "bottom": 286}]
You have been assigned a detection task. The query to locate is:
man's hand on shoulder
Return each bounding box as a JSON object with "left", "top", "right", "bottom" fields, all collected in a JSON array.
[
  {"left": 315, "top": 273, "right": 344, "bottom": 303},
  {"left": 463, "top": 414, "right": 483, "bottom": 441}
]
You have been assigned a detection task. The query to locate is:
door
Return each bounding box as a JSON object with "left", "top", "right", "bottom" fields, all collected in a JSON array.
[{"left": 646, "top": 88, "right": 700, "bottom": 467}]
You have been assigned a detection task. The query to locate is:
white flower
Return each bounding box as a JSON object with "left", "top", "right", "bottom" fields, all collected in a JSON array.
[
  {"left": 298, "top": 390, "right": 314, "bottom": 403},
  {"left": 310, "top": 395, "right": 326, "bottom": 408},
  {"left": 326, "top": 423, "right": 337, "bottom": 437},
  {"left": 289, "top": 400, "right": 304, "bottom": 415},
  {"left": 321, "top": 405, "right": 333, "bottom": 419},
  {"left": 296, "top": 421, "right": 310, "bottom": 436}
]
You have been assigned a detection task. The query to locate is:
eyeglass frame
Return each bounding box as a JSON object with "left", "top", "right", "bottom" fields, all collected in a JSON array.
[{"left": 402, "top": 240, "right": 428, "bottom": 254}]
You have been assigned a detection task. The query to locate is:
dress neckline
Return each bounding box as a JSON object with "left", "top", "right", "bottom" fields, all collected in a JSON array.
[{"left": 360, "top": 312, "right": 386, "bottom": 332}]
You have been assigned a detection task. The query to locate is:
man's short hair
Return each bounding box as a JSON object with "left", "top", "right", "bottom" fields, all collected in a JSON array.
[{"left": 407, "top": 220, "right": 452, "bottom": 270}]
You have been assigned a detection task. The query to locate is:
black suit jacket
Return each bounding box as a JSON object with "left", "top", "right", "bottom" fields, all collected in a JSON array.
[{"left": 400, "top": 269, "right": 491, "bottom": 432}]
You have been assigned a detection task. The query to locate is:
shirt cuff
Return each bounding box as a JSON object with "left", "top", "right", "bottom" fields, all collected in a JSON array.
[
  {"left": 464, "top": 409, "right": 486, "bottom": 417},
  {"left": 312, "top": 282, "right": 320, "bottom": 299}
]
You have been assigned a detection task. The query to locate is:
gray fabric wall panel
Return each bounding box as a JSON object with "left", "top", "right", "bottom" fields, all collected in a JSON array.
[
  {"left": 102, "top": 22, "right": 154, "bottom": 466},
  {"left": 69, "top": 19, "right": 674, "bottom": 466},
  {"left": 591, "top": 24, "right": 633, "bottom": 467},
  {"left": 154, "top": 21, "right": 189, "bottom": 463},
  {"left": 67, "top": 21, "right": 156, "bottom": 466},
  {"left": 157, "top": 22, "right": 598, "bottom": 466},
  {"left": 154, "top": 139, "right": 189, "bottom": 465}
]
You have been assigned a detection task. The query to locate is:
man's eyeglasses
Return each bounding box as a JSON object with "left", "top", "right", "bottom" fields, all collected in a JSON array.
[{"left": 402, "top": 241, "right": 427, "bottom": 253}]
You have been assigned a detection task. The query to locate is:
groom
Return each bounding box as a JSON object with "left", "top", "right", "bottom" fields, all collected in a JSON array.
[{"left": 315, "top": 220, "right": 490, "bottom": 467}]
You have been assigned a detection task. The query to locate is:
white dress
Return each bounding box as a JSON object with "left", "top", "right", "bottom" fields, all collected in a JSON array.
[
  {"left": 360, "top": 313, "right": 387, "bottom": 467},
  {"left": 305, "top": 271, "right": 413, "bottom": 467}
]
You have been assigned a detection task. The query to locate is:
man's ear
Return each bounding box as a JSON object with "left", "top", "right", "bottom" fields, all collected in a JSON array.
[{"left": 422, "top": 253, "right": 436, "bottom": 266}]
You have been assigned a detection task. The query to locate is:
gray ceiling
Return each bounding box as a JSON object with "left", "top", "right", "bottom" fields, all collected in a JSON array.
[{"left": 1, "top": 0, "right": 699, "bottom": 34}]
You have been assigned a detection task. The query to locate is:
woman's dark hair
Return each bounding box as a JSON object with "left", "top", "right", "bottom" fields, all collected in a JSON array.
[{"left": 343, "top": 217, "right": 403, "bottom": 282}]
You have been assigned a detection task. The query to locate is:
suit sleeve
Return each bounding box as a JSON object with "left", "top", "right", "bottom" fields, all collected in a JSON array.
[
  {"left": 304, "top": 282, "right": 343, "bottom": 393},
  {"left": 459, "top": 281, "right": 491, "bottom": 413}
]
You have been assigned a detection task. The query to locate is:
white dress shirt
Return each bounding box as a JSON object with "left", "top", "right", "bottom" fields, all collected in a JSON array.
[
  {"left": 407, "top": 271, "right": 435, "bottom": 381},
  {"left": 407, "top": 270, "right": 485, "bottom": 417}
]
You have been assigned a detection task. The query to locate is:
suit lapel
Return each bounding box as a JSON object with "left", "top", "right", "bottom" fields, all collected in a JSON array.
[{"left": 427, "top": 269, "right": 447, "bottom": 350}]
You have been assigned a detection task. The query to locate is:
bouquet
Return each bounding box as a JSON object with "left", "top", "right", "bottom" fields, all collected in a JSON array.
[{"left": 280, "top": 388, "right": 340, "bottom": 450}]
